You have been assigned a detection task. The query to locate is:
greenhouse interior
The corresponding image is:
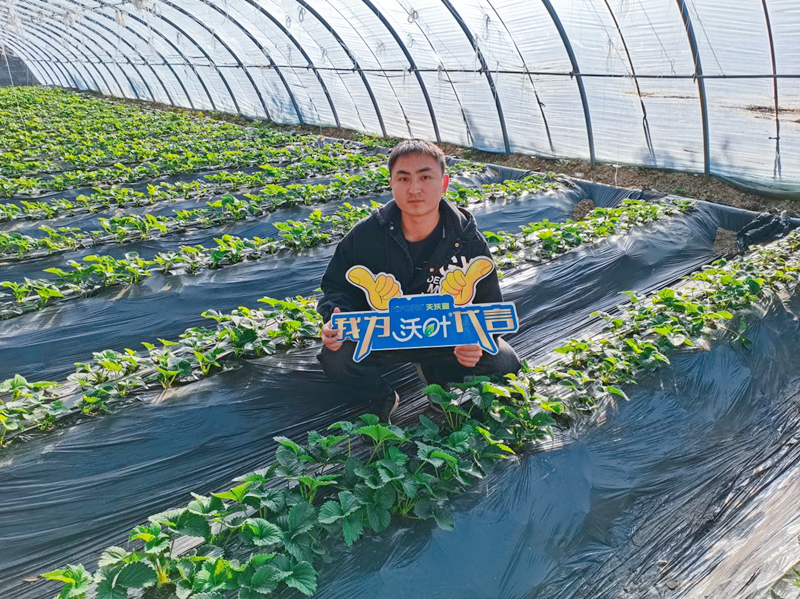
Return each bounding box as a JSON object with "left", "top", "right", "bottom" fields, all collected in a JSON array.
[{"left": 1, "top": 1, "right": 800, "bottom": 598}]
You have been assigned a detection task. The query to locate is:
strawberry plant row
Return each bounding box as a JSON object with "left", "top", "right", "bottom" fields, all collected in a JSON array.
[
  {"left": 0, "top": 88, "right": 287, "bottom": 162},
  {"left": 0, "top": 157, "right": 398, "bottom": 262},
  {"left": 0, "top": 203, "right": 377, "bottom": 319},
  {"left": 0, "top": 161, "right": 494, "bottom": 222},
  {"left": 485, "top": 198, "right": 695, "bottom": 268},
  {"left": 0, "top": 294, "right": 325, "bottom": 446},
  {"left": 1, "top": 198, "right": 693, "bottom": 436},
  {"left": 0, "top": 178, "right": 595, "bottom": 318},
  {"left": 0, "top": 145, "right": 384, "bottom": 198},
  {"left": 0, "top": 133, "right": 326, "bottom": 178},
  {"left": 0, "top": 162, "right": 499, "bottom": 261},
  {"left": 36, "top": 229, "right": 800, "bottom": 599},
  {"left": 0, "top": 168, "right": 390, "bottom": 222}
]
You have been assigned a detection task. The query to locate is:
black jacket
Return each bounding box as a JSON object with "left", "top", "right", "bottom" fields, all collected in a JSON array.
[{"left": 318, "top": 198, "right": 502, "bottom": 322}]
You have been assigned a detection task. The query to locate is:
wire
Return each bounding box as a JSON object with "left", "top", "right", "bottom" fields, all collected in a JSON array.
[{"left": 1, "top": 42, "right": 30, "bottom": 136}]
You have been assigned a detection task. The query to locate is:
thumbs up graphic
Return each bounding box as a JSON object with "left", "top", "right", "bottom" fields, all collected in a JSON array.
[
  {"left": 441, "top": 256, "right": 495, "bottom": 305},
  {"left": 346, "top": 266, "right": 404, "bottom": 310}
]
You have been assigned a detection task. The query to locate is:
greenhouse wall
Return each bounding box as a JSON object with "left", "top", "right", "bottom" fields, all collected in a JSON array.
[
  {"left": 1, "top": 0, "right": 799, "bottom": 191},
  {"left": 0, "top": 47, "right": 34, "bottom": 86}
]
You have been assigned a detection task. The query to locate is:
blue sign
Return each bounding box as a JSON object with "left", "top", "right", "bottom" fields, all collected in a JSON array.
[{"left": 331, "top": 294, "right": 519, "bottom": 362}]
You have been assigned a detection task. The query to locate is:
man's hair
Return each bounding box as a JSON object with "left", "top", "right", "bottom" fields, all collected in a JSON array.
[{"left": 387, "top": 139, "right": 447, "bottom": 175}]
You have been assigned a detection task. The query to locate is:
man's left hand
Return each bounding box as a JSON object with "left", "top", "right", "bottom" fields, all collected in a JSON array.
[{"left": 454, "top": 344, "right": 483, "bottom": 368}]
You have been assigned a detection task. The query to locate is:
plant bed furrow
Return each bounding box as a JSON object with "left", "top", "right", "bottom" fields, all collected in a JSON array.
[
  {"left": 0, "top": 147, "right": 387, "bottom": 200},
  {"left": 0, "top": 159, "right": 492, "bottom": 223}
]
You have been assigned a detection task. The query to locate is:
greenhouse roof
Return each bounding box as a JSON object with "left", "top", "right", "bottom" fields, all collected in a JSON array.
[{"left": 2, "top": 0, "right": 799, "bottom": 190}]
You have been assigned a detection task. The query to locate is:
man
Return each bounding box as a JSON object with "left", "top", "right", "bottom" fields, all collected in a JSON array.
[{"left": 317, "top": 139, "right": 521, "bottom": 422}]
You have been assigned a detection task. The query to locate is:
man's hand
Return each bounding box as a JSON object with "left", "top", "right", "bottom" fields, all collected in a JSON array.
[
  {"left": 454, "top": 344, "right": 483, "bottom": 368},
  {"left": 321, "top": 307, "right": 344, "bottom": 352},
  {"left": 441, "top": 257, "right": 495, "bottom": 305}
]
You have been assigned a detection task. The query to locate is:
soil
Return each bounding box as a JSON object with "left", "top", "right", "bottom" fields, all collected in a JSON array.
[
  {"left": 436, "top": 144, "right": 798, "bottom": 217},
  {"left": 713, "top": 228, "right": 740, "bottom": 256},
  {"left": 98, "top": 91, "right": 799, "bottom": 217},
  {"left": 572, "top": 199, "right": 595, "bottom": 222}
]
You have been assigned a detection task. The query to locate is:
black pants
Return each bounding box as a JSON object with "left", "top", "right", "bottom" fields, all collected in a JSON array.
[{"left": 318, "top": 339, "right": 521, "bottom": 401}]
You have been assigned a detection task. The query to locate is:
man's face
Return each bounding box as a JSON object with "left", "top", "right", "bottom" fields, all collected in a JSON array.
[{"left": 389, "top": 153, "right": 450, "bottom": 219}]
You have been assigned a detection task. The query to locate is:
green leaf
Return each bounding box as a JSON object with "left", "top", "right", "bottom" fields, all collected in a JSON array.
[
  {"left": 430, "top": 449, "right": 458, "bottom": 466},
  {"left": 358, "top": 413, "right": 380, "bottom": 426},
  {"left": 284, "top": 560, "right": 318, "bottom": 596},
  {"left": 318, "top": 500, "right": 344, "bottom": 525},
  {"left": 342, "top": 513, "right": 364, "bottom": 546},
  {"left": 366, "top": 504, "right": 391, "bottom": 532},
  {"left": 176, "top": 580, "right": 193, "bottom": 599},
  {"left": 96, "top": 579, "right": 127, "bottom": 599},
  {"left": 433, "top": 506, "right": 454, "bottom": 531},
  {"left": 355, "top": 424, "right": 405, "bottom": 445},
  {"left": 187, "top": 494, "right": 225, "bottom": 515},
  {"left": 273, "top": 435, "right": 301, "bottom": 455},
  {"left": 605, "top": 386, "right": 629, "bottom": 401},
  {"left": 287, "top": 502, "right": 317, "bottom": 537},
  {"left": 241, "top": 518, "right": 282, "bottom": 547},
  {"left": 97, "top": 547, "right": 128, "bottom": 567},
  {"left": 213, "top": 482, "right": 252, "bottom": 503},
  {"left": 175, "top": 510, "right": 211, "bottom": 538},
  {"left": 249, "top": 564, "right": 286, "bottom": 593},
  {"left": 114, "top": 562, "right": 157, "bottom": 589},
  {"left": 483, "top": 383, "right": 511, "bottom": 398}
]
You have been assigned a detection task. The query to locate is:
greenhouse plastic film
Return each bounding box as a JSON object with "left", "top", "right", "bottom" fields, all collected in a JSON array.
[{"left": 6, "top": 0, "right": 800, "bottom": 188}]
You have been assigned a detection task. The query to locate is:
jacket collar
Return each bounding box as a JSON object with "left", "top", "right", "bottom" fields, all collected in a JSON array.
[{"left": 375, "top": 197, "right": 478, "bottom": 242}]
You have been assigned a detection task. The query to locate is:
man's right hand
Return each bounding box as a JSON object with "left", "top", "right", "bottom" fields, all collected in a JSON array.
[{"left": 321, "top": 307, "right": 344, "bottom": 352}]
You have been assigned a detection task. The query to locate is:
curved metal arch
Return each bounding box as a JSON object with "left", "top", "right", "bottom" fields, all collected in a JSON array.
[
  {"left": 601, "top": 0, "right": 656, "bottom": 164},
  {"left": 192, "top": 0, "right": 304, "bottom": 122},
  {"left": 144, "top": 0, "right": 243, "bottom": 114},
  {"left": 100, "top": 3, "right": 217, "bottom": 110},
  {"left": 485, "top": 0, "right": 554, "bottom": 156},
  {"left": 293, "top": 0, "right": 387, "bottom": 136},
  {"left": 324, "top": 0, "right": 413, "bottom": 137},
  {"left": 32, "top": 0, "right": 168, "bottom": 102},
  {"left": 14, "top": 0, "right": 156, "bottom": 102},
  {"left": 76, "top": 12, "right": 173, "bottom": 103},
  {"left": 48, "top": 12, "right": 146, "bottom": 99},
  {"left": 0, "top": 24, "right": 85, "bottom": 89},
  {"left": 540, "top": 0, "right": 596, "bottom": 166},
  {"left": 17, "top": 7, "right": 133, "bottom": 96},
  {"left": 361, "top": 0, "right": 439, "bottom": 141},
  {"left": 36, "top": 0, "right": 196, "bottom": 106},
  {"left": 675, "top": 0, "right": 711, "bottom": 175},
  {"left": 399, "top": 4, "right": 477, "bottom": 148},
  {"left": 1, "top": 39, "right": 45, "bottom": 84},
  {"left": 11, "top": 9, "right": 125, "bottom": 96},
  {"left": 0, "top": 34, "right": 60, "bottom": 86},
  {"left": 241, "top": 0, "right": 341, "bottom": 126},
  {"left": 440, "top": 0, "right": 510, "bottom": 153},
  {"left": 761, "top": 0, "right": 781, "bottom": 180},
  {"left": 257, "top": 0, "right": 369, "bottom": 131},
  {"left": 98, "top": 2, "right": 214, "bottom": 110},
  {"left": 0, "top": 24, "right": 81, "bottom": 88},
  {"left": 8, "top": 47, "right": 47, "bottom": 85},
  {"left": 0, "top": 35, "right": 63, "bottom": 86}
]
